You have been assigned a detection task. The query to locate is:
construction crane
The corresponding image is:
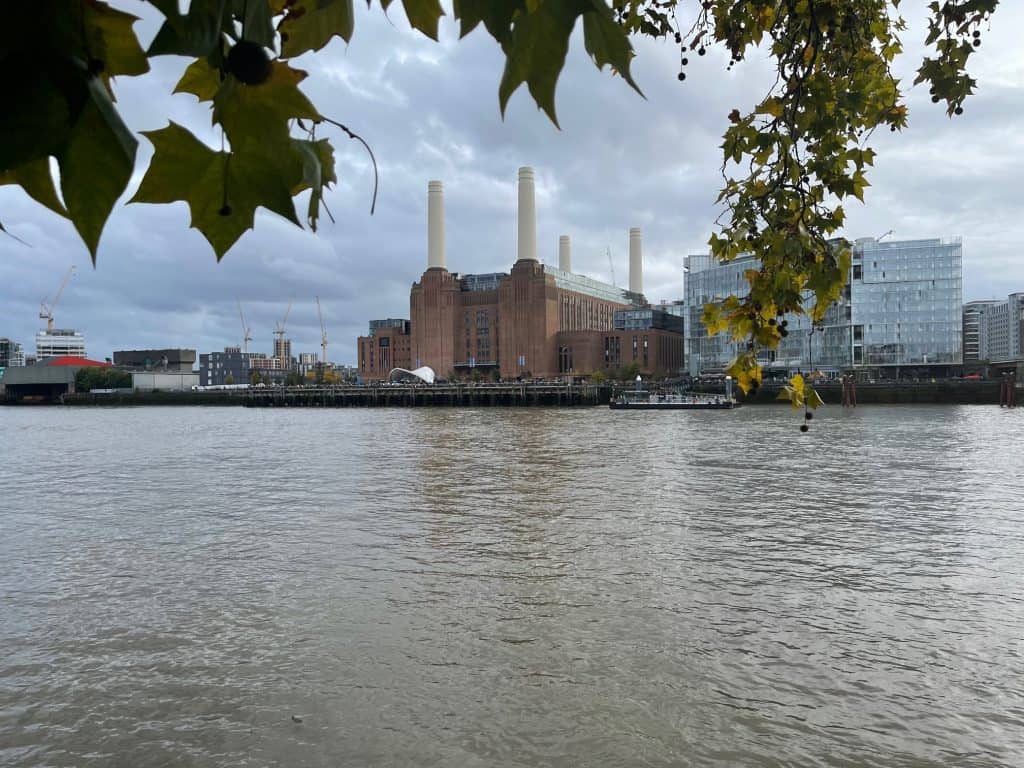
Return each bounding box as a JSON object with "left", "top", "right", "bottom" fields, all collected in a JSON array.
[
  {"left": 315, "top": 296, "right": 328, "bottom": 365},
  {"left": 273, "top": 298, "right": 293, "bottom": 366},
  {"left": 606, "top": 246, "right": 616, "bottom": 287},
  {"left": 39, "top": 265, "right": 76, "bottom": 332},
  {"left": 237, "top": 300, "right": 252, "bottom": 354}
]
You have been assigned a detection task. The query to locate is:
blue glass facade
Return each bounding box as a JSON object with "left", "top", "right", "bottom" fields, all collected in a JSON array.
[{"left": 684, "top": 237, "right": 963, "bottom": 374}]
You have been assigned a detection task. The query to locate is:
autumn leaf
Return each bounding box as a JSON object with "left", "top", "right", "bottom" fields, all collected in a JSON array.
[{"left": 131, "top": 122, "right": 303, "bottom": 259}]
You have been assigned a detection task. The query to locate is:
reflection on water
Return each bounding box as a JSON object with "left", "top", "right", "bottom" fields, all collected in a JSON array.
[{"left": 2, "top": 405, "right": 1023, "bottom": 767}]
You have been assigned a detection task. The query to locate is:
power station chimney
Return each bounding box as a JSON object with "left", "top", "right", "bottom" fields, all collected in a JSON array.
[
  {"left": 559, "top": 235, "right": 571, "bottom": 272},
  {"left": 427, "top": 180, "right": 445, "bottom": 269},
  {"left": 629, "top": 227, "right": 643, "bottom": 295},
  {"left": 517, "top": 166, "right": 537, "bottom": 262}
]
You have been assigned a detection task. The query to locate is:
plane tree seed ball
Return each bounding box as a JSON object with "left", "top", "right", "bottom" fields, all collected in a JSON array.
[{"left": 227, "top": 41, "right": 272, "bottom": 85}]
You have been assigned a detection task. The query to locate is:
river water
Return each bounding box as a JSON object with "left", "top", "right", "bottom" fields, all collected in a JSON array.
[{"left": 1, "top": 405, "right": 1022, "bottom": 767}]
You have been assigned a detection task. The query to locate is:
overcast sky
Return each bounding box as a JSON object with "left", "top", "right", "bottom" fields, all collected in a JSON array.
[{"left": 2, "top": 2, "right": 1022, "bottom": 365}]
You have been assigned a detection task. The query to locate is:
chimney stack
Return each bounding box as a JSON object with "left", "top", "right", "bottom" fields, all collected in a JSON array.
[
  {"left": 559, "top": 235, "right": 571, "bottom": 272},
  {"left": 427, "top": 180, "right": 445, "bottom": 269},
  {"left": 629, "top": 227, "right": 643, "bottom": 295},
  {"left": 517, "top": 167, "right": 537, "bottom": 262}
]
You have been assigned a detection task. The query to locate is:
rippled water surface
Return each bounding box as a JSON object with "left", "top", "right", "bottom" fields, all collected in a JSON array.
[{"left": 2, "top": 404, "right": 1023, "bottom": 767}]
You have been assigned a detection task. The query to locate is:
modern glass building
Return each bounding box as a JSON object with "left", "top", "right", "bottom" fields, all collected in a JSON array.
[
  {"left": 684, "top": 236, "right": 963, "bottom": 375},
  {"left": 850, "top": 237, "right": 962, "bottom": 366},
  {"left": 964, "top": 293, "right": 1024, "bottom": 362}
]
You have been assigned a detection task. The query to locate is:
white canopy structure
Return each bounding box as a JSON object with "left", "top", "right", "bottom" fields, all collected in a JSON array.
[{"left": 388, "top": 366, "right": 436, "bottom": 384}]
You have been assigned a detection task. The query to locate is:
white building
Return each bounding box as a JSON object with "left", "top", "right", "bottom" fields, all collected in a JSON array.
[
  {"left": 35, "top": 328, "right": 86, "bottom": 359},
  {"left": 964, "top": 293, "right": 1024, "bottom": 362}
]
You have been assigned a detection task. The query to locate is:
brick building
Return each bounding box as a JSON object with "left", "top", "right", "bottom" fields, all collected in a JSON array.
[
  {"left": 357, "top": 319, "right": 412, "bottom": 381},
  {"left": 359, "top": 168, "right": 684, "bottom": 381}
]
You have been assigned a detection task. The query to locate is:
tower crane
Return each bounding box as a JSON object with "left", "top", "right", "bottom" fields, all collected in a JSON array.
[
  {"left": 39, "top": 265, "right": 76, "bottom": 332},
  {"left": 273, "top": 298, "right": 294, "bottom": 367},
  {"left": 315, "top": 296, "right": 328, "bottom": 365},
  {"left": 606, "top": 246, "right": 616, "bottom": 287},
  {"left": 237, "top": 300, "right": 252, "bottom": 354}
]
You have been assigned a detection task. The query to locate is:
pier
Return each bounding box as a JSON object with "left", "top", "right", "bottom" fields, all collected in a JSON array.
[{"left": 243, "top": 382, "right": 611, "bottom": 408}]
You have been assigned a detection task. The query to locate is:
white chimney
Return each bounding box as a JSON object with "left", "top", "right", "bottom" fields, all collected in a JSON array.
[
  {"left": 517, "top": 166, "right": 537, "bottom": 262},
  {"left": 558, "top": 235, "right": 571, "bottom": 272},
  {"left": 427, "top": 180, "right": 445, "bottom": 269},
  {"left": 629, "top": 227, "right": 643, "bottom": 294}
]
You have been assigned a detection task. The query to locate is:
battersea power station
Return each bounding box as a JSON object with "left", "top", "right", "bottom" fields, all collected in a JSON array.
[{"left": 357, "top": 167, "right": 685, "bottom": 381}]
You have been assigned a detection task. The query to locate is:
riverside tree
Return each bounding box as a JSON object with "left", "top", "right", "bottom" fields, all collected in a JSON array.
[{"left": 0, "top": 0, "right": 1001, "bottom": 393}]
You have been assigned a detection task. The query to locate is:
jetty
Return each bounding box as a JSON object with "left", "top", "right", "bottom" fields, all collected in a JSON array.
[{"left": 243, "top": 382, "right": 610, "bottom": 408}]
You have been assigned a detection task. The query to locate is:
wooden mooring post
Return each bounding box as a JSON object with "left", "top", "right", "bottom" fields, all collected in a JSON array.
[{"left": 999, "top": 373, "right": 1017, "bottom": 408}]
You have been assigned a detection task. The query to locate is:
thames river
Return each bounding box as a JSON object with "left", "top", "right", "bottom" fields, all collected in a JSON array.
[{"left": 1, "top": 405, "right": 1023, "bottom": 767}]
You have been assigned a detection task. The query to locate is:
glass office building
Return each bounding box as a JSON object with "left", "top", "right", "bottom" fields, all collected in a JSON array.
[{"left": 685, "top": 237, "right": 963, "bottom": 375}]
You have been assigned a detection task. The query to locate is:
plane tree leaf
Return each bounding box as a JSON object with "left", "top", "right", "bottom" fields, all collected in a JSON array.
[
  {"left": 130, "top": 122, "right": 302, "bottom": 259},
  {"left": 581, "top": 0, "right": 641, "bottom": 96},
  {"left": 231, "top": 0, "right": 277, "bottom": 49},
  {"left": 452, "top": 0, "right": 523, "bottom": 41},
  {"left": 82, "top": 2, "right": 151, "bottom": 84},
  {"left": 55, "top": 78, "right": 138, "bottom": 261},
  {"left": 292, "top": 138, "right": 337, "bottom": 230},
  {"left": 279, "top": 0, "right": 356, "bottom": 57},
  {"left": 148, "top": 0, "right": 228, "bottom": 58},
  {"left": 393, "top": 0, "right": 446, "bottom": 41},
  {"left": 213, "top": 61, "right": 321, "bottom": 151},
  {"left": 174, "top": 58, "right": 222, "bottom": 102},
  {"left": 498, "top": 0, "right": 588, "bottom": 126},
  {"left": 0, "top": 158, "right": 67, "bottom": 218}
]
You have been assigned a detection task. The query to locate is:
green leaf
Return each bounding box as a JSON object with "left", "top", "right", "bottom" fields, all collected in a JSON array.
[
  {"left": 174, "top": 58, "right": 222, "bottom": 102},
  {"left": 149, "top": 0, "right": 228, "bottom": 58},
  {"left": 582, "top": 1, "right": 642, "bottom": 97},
  {"left": 232, "top": 0, "right": 277, "bottom": 49},
  {"left": 213, "top": 61, "right": 321, "bottom": 151},
  {"left": 0, "top": 158, "right": 67, "bottom": 217},
  {"left": 83, "top": 2, "right": 150, "bottom": 82},
  {"left": 453, "top": 0, "right": 522, "bottom": 41},
  {"left": 292, "top": 138, "right": 337, "bottom": 230},
  {"left": 398, "top": 0, "right": 446, "bottom": 40},
  {"left": 0, "top": 65, "right": 82, "bottom": 171},
  {"left": 131, "top": 122, "right": 302, "bottom": 259},
  {"left": 56, "top": 78, "right": 138, "bottom": 261},
  {"left": 280, "top": 0, "right": 356, "bottom": 57},
  {"left": 498, "top": 0, "right": 588, "bottom": 126}
]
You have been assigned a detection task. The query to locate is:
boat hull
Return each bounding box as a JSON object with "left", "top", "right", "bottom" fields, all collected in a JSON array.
[{"left": 609, "top": 401, "right": 736, "bottom": 410}]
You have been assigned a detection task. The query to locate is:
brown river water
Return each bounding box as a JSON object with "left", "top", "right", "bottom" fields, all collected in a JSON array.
[{"left": 1, "top": 404, "right": 1022, "bottom": 767}]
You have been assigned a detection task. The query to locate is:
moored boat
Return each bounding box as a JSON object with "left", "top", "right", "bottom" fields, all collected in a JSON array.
[{"left": 609, "top": 391, "right": 738, "bottom": 410}]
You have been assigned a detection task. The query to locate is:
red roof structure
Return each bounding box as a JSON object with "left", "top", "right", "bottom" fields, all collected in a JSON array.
[{"left": 42, "top": 356, "right": 110, "bottom": 368}]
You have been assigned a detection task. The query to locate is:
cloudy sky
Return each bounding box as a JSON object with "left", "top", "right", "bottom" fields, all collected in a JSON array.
[{"left": 2, "top": 2, "right": 1022, "bottom": 365}]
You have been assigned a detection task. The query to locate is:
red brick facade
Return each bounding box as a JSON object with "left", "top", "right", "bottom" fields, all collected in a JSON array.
[
  {"left": 357, "top": 322, "right": 412, "bottom": 381},
  {"left": 402, "top": 259, "right": 683, "bottom": 379}
]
